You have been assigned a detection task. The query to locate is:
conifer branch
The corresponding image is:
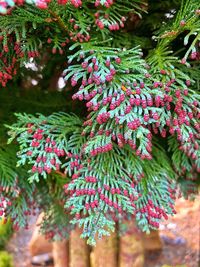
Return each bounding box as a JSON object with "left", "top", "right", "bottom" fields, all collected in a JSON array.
[
  {"left": 0, "top": 0, "right": 199, "bottom": 244},
  {"left": 47, "top": 8, "right": 68, "bottom": 32}
]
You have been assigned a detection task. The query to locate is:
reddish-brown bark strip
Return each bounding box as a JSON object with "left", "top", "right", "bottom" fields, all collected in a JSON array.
[
  {"left": 69, "top": 227, "right": 90, "bottom": 267},
  {"left": 53, "top": 240, "right": 69, "bottom": 267},
  {"left": 119, "top": 220, "right": 144, "bottom": 267},
  {"left": 90, "top": 231, "right": 118, "bottom": 267}
]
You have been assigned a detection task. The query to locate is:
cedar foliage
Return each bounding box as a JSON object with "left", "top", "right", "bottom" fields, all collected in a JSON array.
[{"left": 0, "top": 0, "right": 199, "bottom": 245}]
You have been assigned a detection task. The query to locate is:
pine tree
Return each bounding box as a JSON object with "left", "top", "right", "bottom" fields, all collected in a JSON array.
[{"left": 0, "top": 0, "right": 199, "bottom": 246}]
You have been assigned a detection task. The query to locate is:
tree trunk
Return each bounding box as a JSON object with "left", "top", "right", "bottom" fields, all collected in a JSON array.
[
  {"left": 119, "top": 220, "right": 144, "bottom": 267},
  {"left": 90, "top": 232, "right": 118, "bottom": 267},
  {"left": 142, "top": 230, "right": 162, "bottom": 251},
  {"left": 29, "top": 213, "right": 52, "bottom": 257},
  {"left": 69, "top": 227, "right": 90, "bottom": 267},
  {"left": 53, "top": 240, "right": 69, "bottom": 267}
]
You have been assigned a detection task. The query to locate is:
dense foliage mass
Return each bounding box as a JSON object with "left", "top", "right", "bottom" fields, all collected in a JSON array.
[{"left": 0, "top": 0, "right": 199, "bottom": 245}]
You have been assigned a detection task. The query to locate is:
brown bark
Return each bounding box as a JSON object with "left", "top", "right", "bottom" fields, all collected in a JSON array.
[
  {"left": 119, "top": 220, "right": 144, "bottom": 267},
  {"left": 29, "top": 213, "right": 52, "bottom": 256},
  {"left": 142, "top": 230, "right": 162, "bottom": 251},
  {"left": 90, "top": 231, "right": 118, "bottom": 267},
  {"left": 69, "top": 227, "right": 90, "bottom": 267},
  {"left": 53, "top": 240, "right": 69, "bottom": 267},
  {"left": 48, "top": 68, "right": 61, "bottom": 91},
  {"left": 126, "top": 1, "right": 148, "bottom": 31}
]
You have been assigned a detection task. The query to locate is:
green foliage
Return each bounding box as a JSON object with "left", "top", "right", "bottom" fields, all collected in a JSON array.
[
  {"left": 0, "top": 0, "right": 199, "bottom": 245},
  {"left": 7, "top": 112, "right": 83, "bottom": 182},
  {"left": 0, "top": 147, "right": 18, "bottom": 188},
  {"left": 0, "top": 219, "right": 13, "bottom": 250},
  {"left": 0, "top": 252, "right": 13, "bottom": 267},
  {"left": 65, "top": 143, "right": 176, "bottom": 245},
  {"left": 5, "top": 111, "right": 178, "bottom": 245}
]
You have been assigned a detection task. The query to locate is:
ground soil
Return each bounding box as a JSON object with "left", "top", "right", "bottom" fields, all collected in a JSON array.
[
  {"left": 145, "top": 197, "right": 200, "bottom": 267},
  {"left": 6, "top": 197, "right": 200, "bottom": 267}
]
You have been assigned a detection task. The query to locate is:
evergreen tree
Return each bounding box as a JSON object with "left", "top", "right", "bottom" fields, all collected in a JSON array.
[{"left": 0, "top": 0, "right": 199, "bottom": 245}]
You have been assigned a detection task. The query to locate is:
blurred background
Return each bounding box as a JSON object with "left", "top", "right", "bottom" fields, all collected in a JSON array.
[{"left": 0, "top": 196, "right": 199, "bottom": 267}]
